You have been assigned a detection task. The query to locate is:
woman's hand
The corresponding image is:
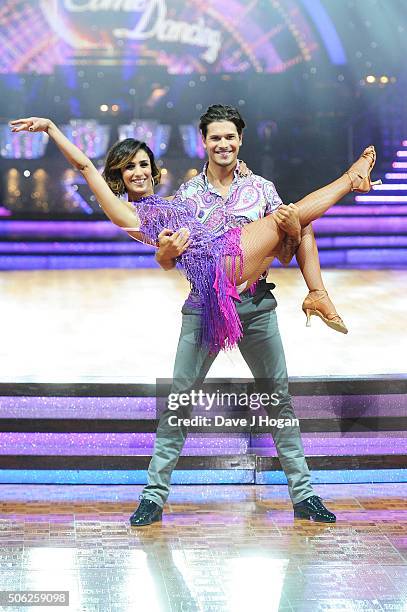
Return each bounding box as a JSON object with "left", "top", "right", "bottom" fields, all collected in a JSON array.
[
  {"left": 10, "top": 117, "right": 52, "bottom": 133},
  {"left": 238, "top": 160, "right": 253, "bottom": 178}
]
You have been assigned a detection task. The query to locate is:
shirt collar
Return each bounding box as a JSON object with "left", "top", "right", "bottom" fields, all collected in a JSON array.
[{"left": 201, "top": 160, "right": 241, "bottom": 187}]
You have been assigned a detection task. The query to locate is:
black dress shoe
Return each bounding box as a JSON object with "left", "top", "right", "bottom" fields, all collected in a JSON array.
[
  {"left": 293, "top": 495, "right": 336, "bottom": 523},
  {"left": 129, "top": 499, "right": 163, "bottom": 526}
]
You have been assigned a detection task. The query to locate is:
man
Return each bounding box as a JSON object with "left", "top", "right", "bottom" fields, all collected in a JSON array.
[{"left": 130, "top": 104, "right": 336, "bottom": 525}]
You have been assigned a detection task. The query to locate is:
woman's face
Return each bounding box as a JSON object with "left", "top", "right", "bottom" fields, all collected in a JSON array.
[{"left": 122, "top": 149, "right": 154, "bottom": 199}]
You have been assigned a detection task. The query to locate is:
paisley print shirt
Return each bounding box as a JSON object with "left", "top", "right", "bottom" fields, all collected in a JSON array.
[
  {"left": 174, "top": 162, "right": 283, "bottom": 303},
  {"left": 173, "top": 162, "right": 283, "bottom": 237}
]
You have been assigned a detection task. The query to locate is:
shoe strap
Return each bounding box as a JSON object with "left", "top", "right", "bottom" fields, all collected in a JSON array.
[{"left": 306, "top": 291, "right": 344, "bottom": 322}]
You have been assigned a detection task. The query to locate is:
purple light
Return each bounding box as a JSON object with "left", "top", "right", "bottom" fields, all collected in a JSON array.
[
  {"left": 118, "top": 121, "right": 171, "bottom": 159},
  {"left": 385, "top": 173, "right": 407, "bottom": 179},
  {"left": 0, "top": 242, "right": 154, "bottom": 253},
  {"left": 0, "top": 432, "right": 248, "bottom": 455},
  {"left": 252, "top": 434, "right": 407, "bottom": 455},
  {"left": 300, "top": 0, "right": 347, "bottom": 64},
  {"left": 372, "top": 184, "right": 407, "bottom": 190},
  {"left": 314, "top": 216, "right": 407, "bottom": 233},
  {"left": 355, "top": 195, "right": 407, "bottom": 202},
  {"left": 393, "top": 162, "right": 407, "bottom": 168},
  {"left": 61, "top": 121, "right": 110, "bottom": 159},
  {"left": 179, "top": 124, "right": 206, "bottom": 159},
  {"left": 325, "top": 205, "right": 407, "bottom": 215},
  {"left": 402, "top": 140, "right": 407, "bottom": 146},
  {"left": 0, "top": 126, "right": 49, "bottom": 159},
  {"left": 396, "top": 151, "right": 407, "bottom": 157}
]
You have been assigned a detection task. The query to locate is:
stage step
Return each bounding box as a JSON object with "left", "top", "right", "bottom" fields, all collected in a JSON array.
[{"left": 0, "top": 377, "right": 405, "bottom": 484}]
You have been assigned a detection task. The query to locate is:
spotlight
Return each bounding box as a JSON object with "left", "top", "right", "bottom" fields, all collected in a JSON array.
[
  {"left": 23, "top": 170, "right": 30, "bottom": 177},
  {"left": 380, "top": 76, "right": 389, "bottom": 84},
  {"left": 366, "top": 75, "right": 376, "bottom": 83},
  {"left": 185, "top": 168, "right": 198, "bottom": 181},
  {"left": 161, "top": 168, "right": 168, "bottom": 175},
  {"left": 100, "top": 104, "right": 109, "bottom": 112},
  {"left": 112, "top": 104, "right": 119, "bottom": 112}
]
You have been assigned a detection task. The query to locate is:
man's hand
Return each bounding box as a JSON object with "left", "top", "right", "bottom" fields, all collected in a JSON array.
[
  {"left": 273, "top": 203, "right": 301, "bottom": 243},
  {"left": 273, "top": 204, "right": 302, "bottom": 266},
  {"left": 155, "top": 228, "right": 191, "bottom": 270}
]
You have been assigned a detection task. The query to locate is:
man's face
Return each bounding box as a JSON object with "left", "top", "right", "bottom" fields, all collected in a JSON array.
[{"left": 202, "top": 121, "right": 242, "bottom": 168}]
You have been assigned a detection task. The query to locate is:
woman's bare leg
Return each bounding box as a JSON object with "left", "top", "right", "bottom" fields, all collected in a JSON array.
[
  {"left": 296, "top": 224, "right": 347, "bottom": 331},
  {"left": 296, "top": 224, "right": 325, "bottom": 291},
  {"left": 229, "top": 147, "right": 376, "bottom": 285},
  {"left": 293, "top": 174, "right": 350, "bottom": 227},
  {"left": 231, "top": 174, "right": 350, "bottom": 285}
]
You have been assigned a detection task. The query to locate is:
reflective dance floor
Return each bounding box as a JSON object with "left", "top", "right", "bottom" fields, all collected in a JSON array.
[
  {"left": 1, "top": 268, "right": 406, "bottom": 611},
  {"left": 0, "top": 483, "right": 406, "bottom": 611},
  {"left": 1, "top": 268, "right": 406, "bottom": 381}
]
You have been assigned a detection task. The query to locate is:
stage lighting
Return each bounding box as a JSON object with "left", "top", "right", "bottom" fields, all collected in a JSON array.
[
  {"left": 23, "top": 170, "right": 30, "bottom": 177},
  {"left": 184, "top": 168, "right": 198, "bottom": 182},
  {"left": 145, "top": 86, "right": 169, "bottom": 108},
  {"left": 179, "top": 124, "right": 205, "bottom": 159},
  {"left": 100, "top": 104, "right": 109, "bottom": 112},
  {"left": 1, "top": 126, "right": 49, "bottom": 159},
  {"left": 61, "top": 120, "right": 111, "bottom": 159},
  {"left": 366, "top": 75, "right": 376, "bottom": 83},
  {"left": 118, "top": 121, "right": 171, "bottom": 158},
  {"left": 112, "top": 104, "right": 119, "bottom": 112},
  {"left": 161, "top": 168, "right": 168, "bottom": 175},
  {"left": 380, "top": 76, "right": 389, "bottom": 84}
]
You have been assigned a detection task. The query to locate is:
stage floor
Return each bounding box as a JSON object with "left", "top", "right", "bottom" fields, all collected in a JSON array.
[
  {"left": 1, "top": 268, "right": 405, "bottom": 382},
  {"left": 0, "top": 482, "right": 405, "bottom": 611}
]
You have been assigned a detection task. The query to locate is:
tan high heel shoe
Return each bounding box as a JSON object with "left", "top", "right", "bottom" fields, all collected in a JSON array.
[
  {"left": 345, "top": 145, "right": 382, "bottom": 193},
  {"left": 302, "top": 290, "right": 348, "bottom": 334}
]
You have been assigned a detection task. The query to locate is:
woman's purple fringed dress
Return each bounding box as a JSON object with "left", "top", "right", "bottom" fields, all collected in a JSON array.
[{"left": 134, "top": 195, "right": 244, "bottom": 353}]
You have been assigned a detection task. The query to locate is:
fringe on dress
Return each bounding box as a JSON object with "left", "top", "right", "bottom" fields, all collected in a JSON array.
[{"left": 134, "top": 195, "right": 244, "bottom": 353}]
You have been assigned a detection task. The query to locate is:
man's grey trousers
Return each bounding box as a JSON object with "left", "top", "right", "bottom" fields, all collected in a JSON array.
[{"left": 142, "top": 284, "right": 314, "bottom": 507}]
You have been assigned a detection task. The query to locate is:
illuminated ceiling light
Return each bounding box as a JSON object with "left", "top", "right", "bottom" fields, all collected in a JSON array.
[
  {"left": 111, "top": 104, "right": 119, "bottom": 112},
  {"left": 100, "top": 104, "right": 109, "bottom": 112},
  {"left": 380, "top": 75, "right": 389, "bottom": 84},
  {"left": 23, "top": 170, "right": 31, "bottom": 177},
  {"left": 365, "top": 75, "right": 376, "bottom": 83}
]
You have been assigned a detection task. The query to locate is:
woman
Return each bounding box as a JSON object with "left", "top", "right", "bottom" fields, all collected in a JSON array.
[{"left": 10, "top": 117, "right": 379, "bottom": 352}]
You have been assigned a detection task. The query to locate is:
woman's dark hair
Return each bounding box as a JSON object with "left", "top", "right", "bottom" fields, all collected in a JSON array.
[
  {"left": 102, "top": 138, "right": 161, "bottom": 196},
  {"left": 199, "top": 104, "right": 246, "bottom": 138}
]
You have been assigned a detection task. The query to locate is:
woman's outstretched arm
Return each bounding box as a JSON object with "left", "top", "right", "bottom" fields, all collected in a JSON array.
[{"left": 10, "top": 117, "right": 142, "bottom": 240}]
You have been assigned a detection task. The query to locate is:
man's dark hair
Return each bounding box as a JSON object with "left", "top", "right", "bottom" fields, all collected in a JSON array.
[{"left": 199, "top": 104, "right": 246, "bottom": 138}]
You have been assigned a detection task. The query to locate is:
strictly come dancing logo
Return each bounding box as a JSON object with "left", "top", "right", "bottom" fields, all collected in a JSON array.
[{"left": 41, "top": 0, "right": 222, "bottom": 64}]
